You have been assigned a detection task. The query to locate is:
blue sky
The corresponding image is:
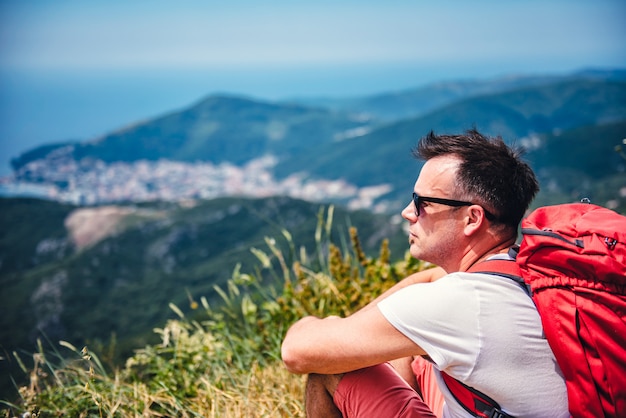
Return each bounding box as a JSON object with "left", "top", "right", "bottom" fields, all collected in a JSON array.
[
  {"left": 1, "top": 0, "right": 625, "bottom": 73},
  {"left": 0, "top": 0, "right": 625, "bottom": 174}
]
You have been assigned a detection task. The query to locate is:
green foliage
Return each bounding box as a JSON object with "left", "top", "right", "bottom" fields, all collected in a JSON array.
[{"left": 1, "top": 206, "right": 428, "bottom": 417}]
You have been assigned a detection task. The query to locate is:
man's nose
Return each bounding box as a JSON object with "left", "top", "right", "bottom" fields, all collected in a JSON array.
[{"left": 401, "top": 203, "right": 416, "bottom": 221}]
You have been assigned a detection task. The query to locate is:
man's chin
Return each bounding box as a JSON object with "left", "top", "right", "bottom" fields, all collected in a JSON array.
[{"left": 408, "top": 244, "right": 421, "bottom": 260}]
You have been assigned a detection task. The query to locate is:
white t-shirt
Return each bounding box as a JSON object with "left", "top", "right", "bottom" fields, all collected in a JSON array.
[{"left": 378, "top": 270, "right": 569, "bottom": 418}]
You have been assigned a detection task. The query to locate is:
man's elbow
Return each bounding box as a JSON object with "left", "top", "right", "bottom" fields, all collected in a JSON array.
[{"left": 281, "top": 338, "right": 314, "bottom": 374}]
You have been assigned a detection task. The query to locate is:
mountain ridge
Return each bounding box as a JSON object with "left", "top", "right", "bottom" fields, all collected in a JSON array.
[
  {"left": 274, "top": 79, "right": 626, "bottom": 208},
  {"left": 11, "top": 68, "right": 625, "bottom": 172},
  {"left": 288, "top": 68, "right": 626, "bottom": 121},
  {"left": 5, "top": 68, "right": 626, "bottom": 214}
]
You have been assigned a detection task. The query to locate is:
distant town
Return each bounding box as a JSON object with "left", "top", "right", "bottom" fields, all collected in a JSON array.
[{"left": 1, "top": 149, "right": 393, "bottom": 212}]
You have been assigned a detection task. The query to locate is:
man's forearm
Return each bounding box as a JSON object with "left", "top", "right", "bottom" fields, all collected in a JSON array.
[{"left": 281, "top": 267, "right": 442, "bottom": 374}]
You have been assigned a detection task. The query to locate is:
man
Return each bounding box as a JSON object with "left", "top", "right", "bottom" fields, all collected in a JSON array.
[{"left": 281, "top": 129, "right": 569, "bottom": 417}]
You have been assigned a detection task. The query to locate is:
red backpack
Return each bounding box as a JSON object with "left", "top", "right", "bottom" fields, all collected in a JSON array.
[{"left": 443, "top": 202, "right": 626, "bottom": 418}]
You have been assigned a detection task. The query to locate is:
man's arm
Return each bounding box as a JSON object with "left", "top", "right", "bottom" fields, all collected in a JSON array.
[
  {"left": 281, "top": 267, "right": 445, "bottom": 375},
  {"left": 281, "top": 305, "right": 426, "bottom": 375}
]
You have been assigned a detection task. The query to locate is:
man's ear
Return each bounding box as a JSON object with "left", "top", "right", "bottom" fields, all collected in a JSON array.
[{"left": 463, "top": 205, "right": 486, "bottom": 236}]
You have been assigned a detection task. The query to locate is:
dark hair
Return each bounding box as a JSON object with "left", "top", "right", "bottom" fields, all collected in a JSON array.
[{"left": 413, "top": 129, "right": 539, "bottom": 228}]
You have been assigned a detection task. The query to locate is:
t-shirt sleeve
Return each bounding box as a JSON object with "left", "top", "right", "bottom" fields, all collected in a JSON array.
[{"left": 377, "top": 274, "right": 481, "bottom": 377}]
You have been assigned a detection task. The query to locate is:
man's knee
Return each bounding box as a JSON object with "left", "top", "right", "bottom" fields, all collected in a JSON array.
[
  {"left": 307, "top": 373, "right": 344, "bottom": 397},
  {"left": 306, "top": 373, "right": 344, "bottom": 418},
  {"left": 389, "top": 356, "right": 419, "bottom": 391},
  {"left": 331, "top": 364, "right": 437, "bottom": 417}
]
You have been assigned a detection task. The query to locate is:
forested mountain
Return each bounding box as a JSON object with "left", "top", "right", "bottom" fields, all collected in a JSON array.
[
  {"left": 275, "top": 79, "right": 626, "bottom": 210},
  {"left": 8, "top": 72, "right": 626, "bottom": 215},
  {"left": 291, "top": 68, "right": 626, "bottom": 122},
  {"left": 10, "top": 95, "right": 370, "bottom": 170},
  {"left": 11, "top": 71, "right": 625, "bottom": 177}
]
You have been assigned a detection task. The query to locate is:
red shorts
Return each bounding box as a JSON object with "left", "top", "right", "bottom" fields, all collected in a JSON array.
[{"left": 333, "top": 362, "right": 442, "bottom": 418}]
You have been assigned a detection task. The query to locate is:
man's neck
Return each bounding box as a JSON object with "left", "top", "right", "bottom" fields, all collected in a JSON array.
[{"left": 456, "top": 236, "right": 517, "bottom": 273}]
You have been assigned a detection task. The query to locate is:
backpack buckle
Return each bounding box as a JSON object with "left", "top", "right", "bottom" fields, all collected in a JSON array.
[
  {"left": 489, "top": 409, "right": 512, "bottom": 418},
  {"left": 605, "top": 237, "right": 617, "bottom": 250}
]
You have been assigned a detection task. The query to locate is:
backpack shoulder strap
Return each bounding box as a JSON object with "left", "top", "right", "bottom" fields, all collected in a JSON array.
[
  {"left": 440, "top": 372, "right": 514, "bottom": 418},
  {"left": 467, "top": 255, "right": 531, "bottom": 296},
  {"left": 440, "top": 255, "right": 528, "bottom": 418}
]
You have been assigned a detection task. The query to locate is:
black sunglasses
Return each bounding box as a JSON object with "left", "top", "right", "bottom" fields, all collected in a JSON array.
[{"left": 412, "top": 192, "right": 496, "bottom": 221}]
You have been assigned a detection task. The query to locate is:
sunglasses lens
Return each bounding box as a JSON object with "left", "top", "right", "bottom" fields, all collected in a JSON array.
[{"left": 412, "top": 193, "right": 420, "bottom": 216}]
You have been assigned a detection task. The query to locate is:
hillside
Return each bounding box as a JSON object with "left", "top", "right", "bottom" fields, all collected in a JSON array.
[
  {"left": 10, "top": 95, "right": 371, "bottom": 171},
  {"left": 0, "top": 197, "right": 409, "bottom": 371},
  {"left": 290, "top": 69, "right": 626, "bottom": 122},
  {"left": 7, "top": 72, "right": 625, "bottom": 215},
  {"left": 12, "top": 71, "right": 625, "bottom": 173},
  {"left": 525, "top": 120, "right": 626, "bottom": 210},
  {"left": 13, "top": 72, "right": 566, "bottom": 171},
  {"left": 275, "top": 80, "right": 626, "bottom": 211}
]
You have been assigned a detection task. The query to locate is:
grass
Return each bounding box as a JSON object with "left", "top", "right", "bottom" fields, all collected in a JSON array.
[{"left": 1, "top": 206, "right": 428, "bottom": 417}]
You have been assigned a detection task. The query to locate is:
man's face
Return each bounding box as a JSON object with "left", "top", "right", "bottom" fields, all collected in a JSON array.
[{"left": 401, "top": 155, "right": 467, "bottom": 270}]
